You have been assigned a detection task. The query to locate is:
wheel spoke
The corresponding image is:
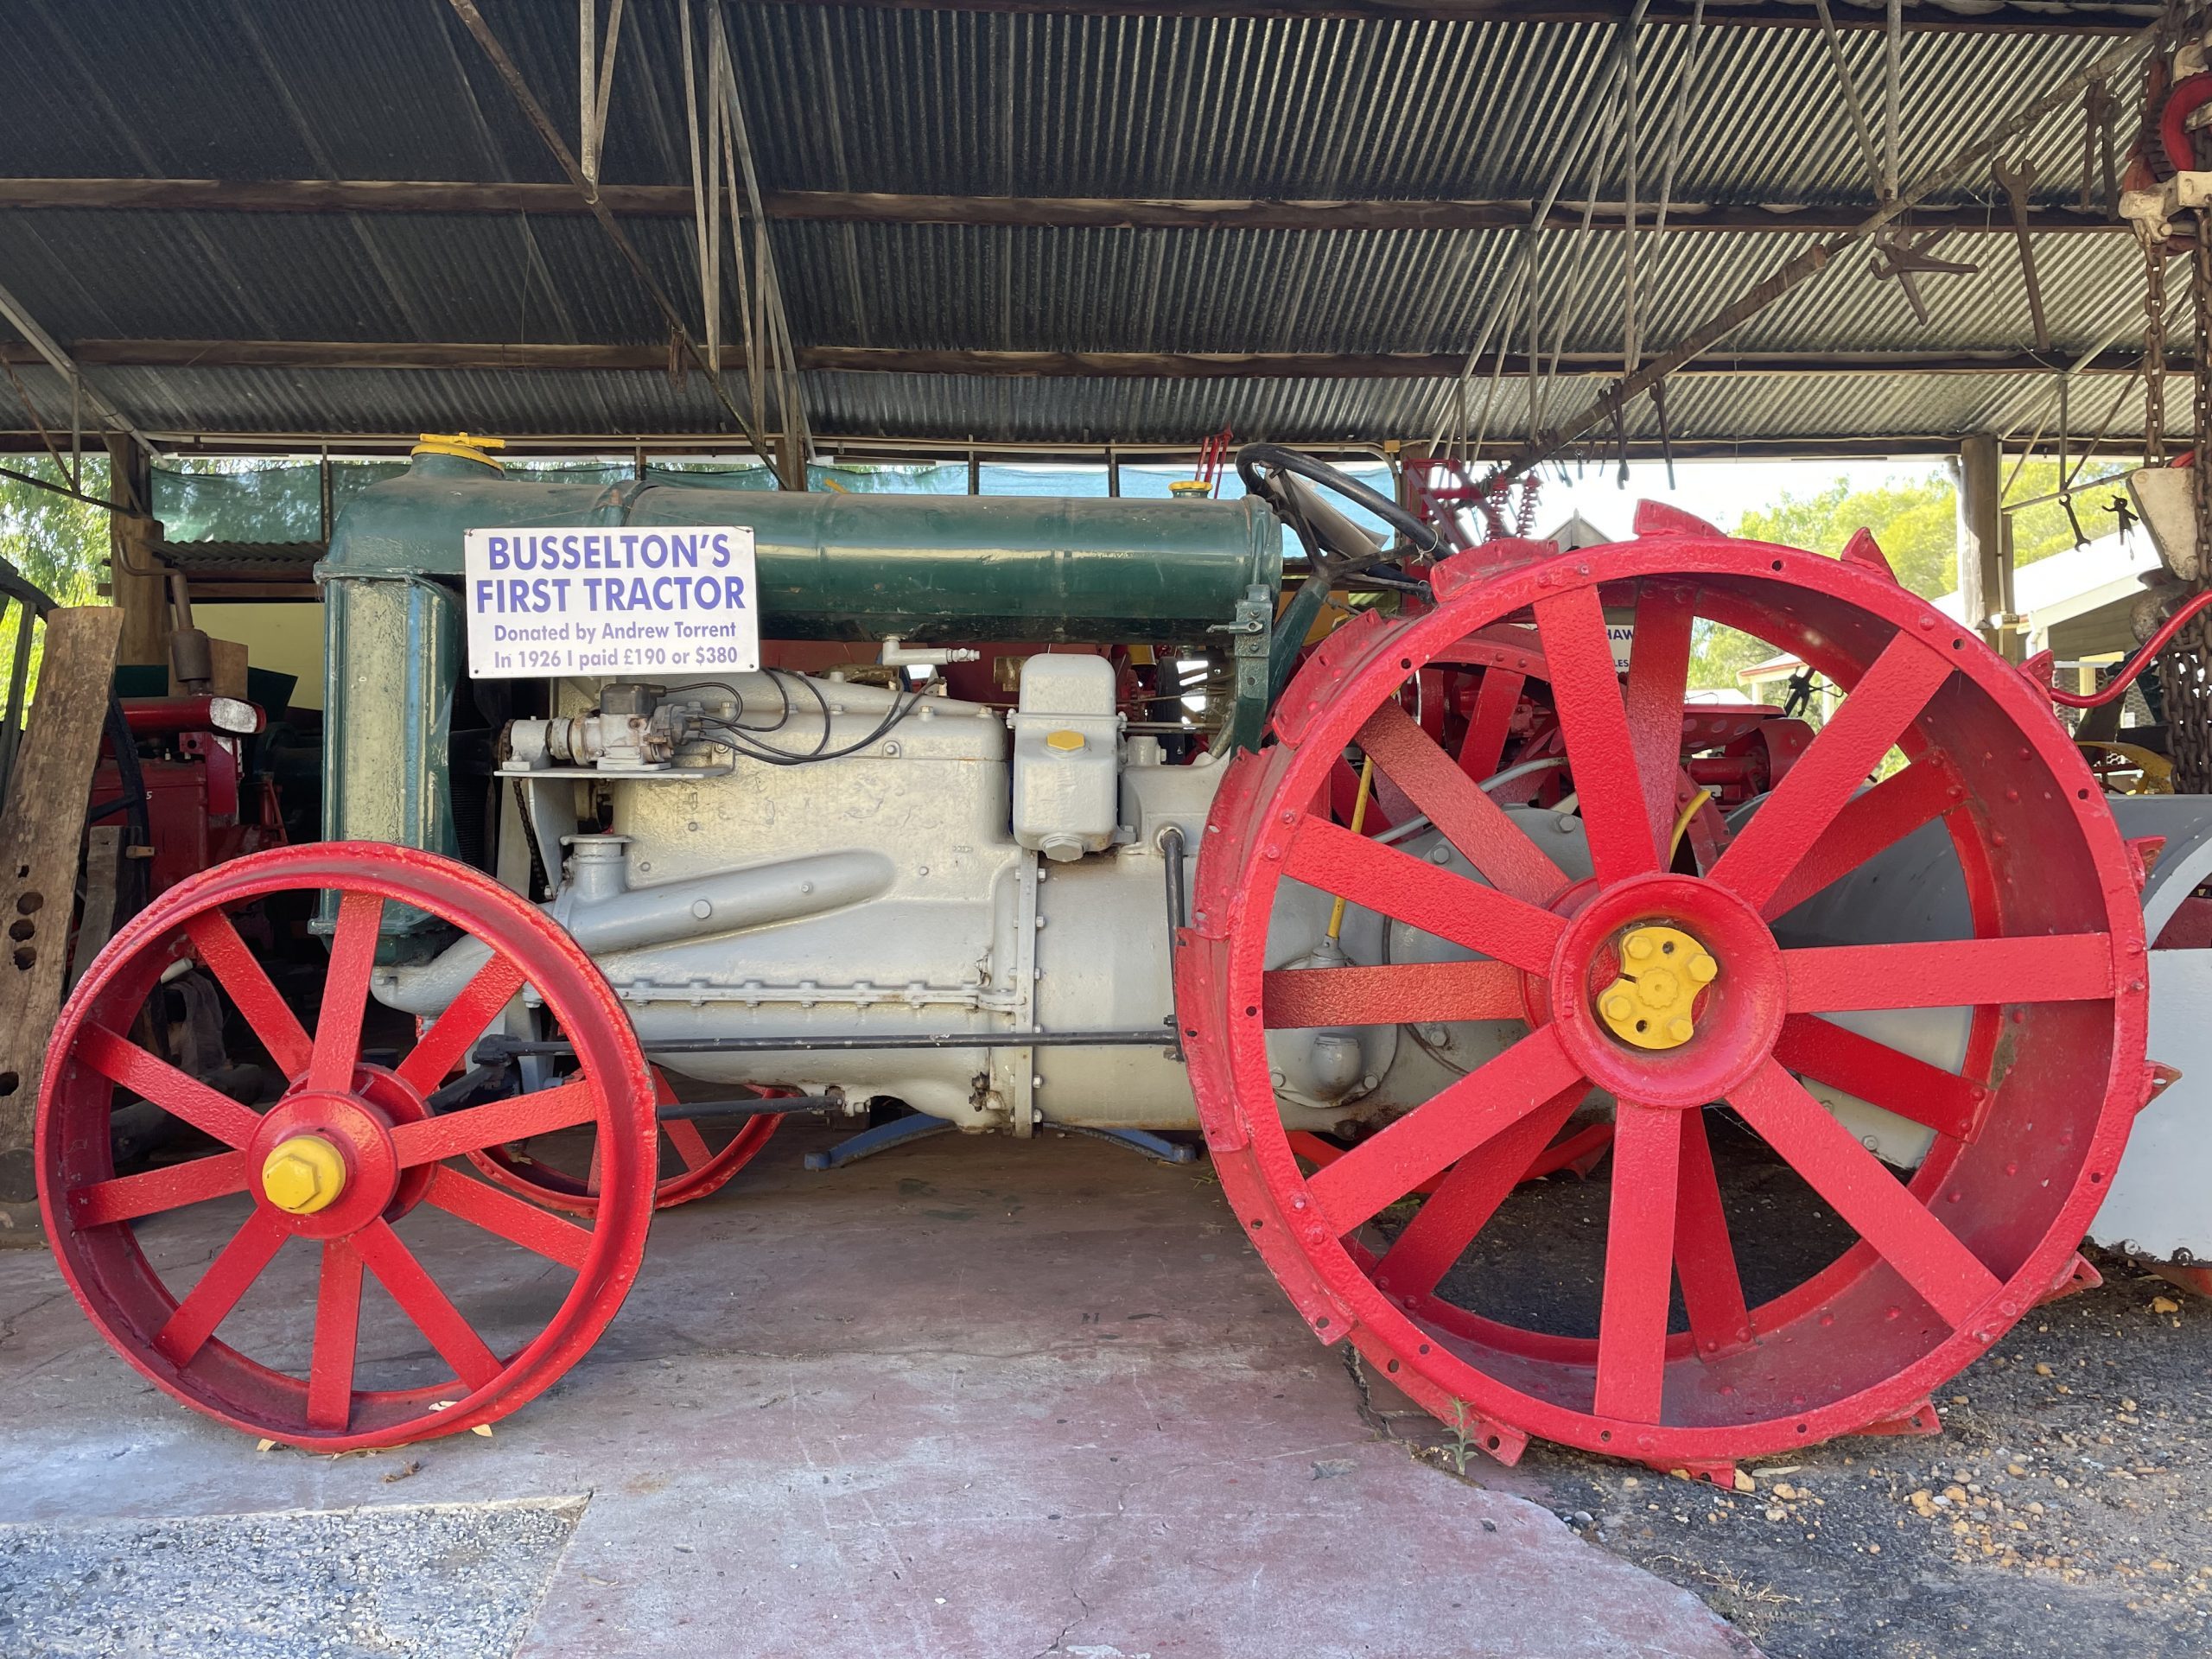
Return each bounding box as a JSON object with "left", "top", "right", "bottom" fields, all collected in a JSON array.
[
  {"left": 1263, "top": 959, "right": 1522, "bottom": 1028},
  {"left": 1673, "top": 1111, "right": 1752, "bottom": 1356},
  {"left": 151, "top": 1210, "right": 289, "bottom": 1367},
  {"left": 1306, "top": 1026, "right": 1585, "bottom": 1235},
  {"left": 395, "top": 955, "right": 527, "bottom": 1096},
  {"left": 1457, "top": 667, "right": 1524, "bottom": 785},
  {"left": 1760, "top": 760, "right": 1958, "bottom": 920},
  {"left": 1622, "top": 584, "right": 1697, "bottom": 855},
  {"left": 1374, "top": 1085, "right": 1586, "bottom": 1300},
  {"left": 1785, "top": 934, "right": 2114, "bottom": 1014},
  {"left": 1774, "top": 1014, "right": 1986, "bottom": 1142},
  {"left": 663, "top": 1117, "right": 715, "bottom": 1172},
  {"left": 1534, "top": 587, "right": 1662, "bottom": 883},
  {"left": 1356, "top": 702, "right": 1567, "bottom": 904},
  {"left": 1707, "top": 632, "right": 1953, "bottom": 912},
  {"left": 390, "top": 1078, "right": 599, "bottom": 1167},
  {"left": 1729, "top": 1058, "right": 2001, "bottom": 1327},
  {"left": 307, "top": 1241, "right": 364, "bottom": 1432},
  {"left": 353, "top": 1217, "right": 503, "bottom": 1390},
  {"left": 423, "top": 1166, "right": 594, "bottom": 1269},
  {"left": 1284, "top": 815, "right": 1566, "bottom": 975},
  {"left": 307, "top": 891, "right": 384, "bottom": 1094},
  {"left": 71, "top": 1150, "right": 251, "bottom": 1225},
  {"left": 184, "top": 910, "right": 312, "bottom": 1077},
  {"left": 76, "top": 1025, "right": 263, "bottom": 1149},
  {"left": 1593, "top": 1103, "right": 1684, "bottom": 1424}
]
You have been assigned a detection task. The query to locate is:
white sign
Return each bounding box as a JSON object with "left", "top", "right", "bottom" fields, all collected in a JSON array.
[
  {"left": 462, "top": 526, "right": 760, "bottom": 679},
  {"left": 1607, "top": 622, "right": 1634, "bottom": 671}
]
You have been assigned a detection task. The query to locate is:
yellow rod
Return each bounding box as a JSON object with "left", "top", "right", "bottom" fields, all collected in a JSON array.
[
  {"left": 1326, "top": 755, "right": 1376, "bottom": 941},
  {"left": 1668, "top": 787, "right": 1714, "bottom": 861}
]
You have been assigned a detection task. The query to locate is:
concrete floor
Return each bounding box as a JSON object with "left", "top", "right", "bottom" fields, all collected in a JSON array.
[{"left": 0, "top": 1123, "right": 1756, "bottom": 1659}]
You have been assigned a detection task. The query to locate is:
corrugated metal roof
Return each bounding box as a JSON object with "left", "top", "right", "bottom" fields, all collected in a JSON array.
[{"left": 0, "top": 2, "right": 2177, "bottom": 449}]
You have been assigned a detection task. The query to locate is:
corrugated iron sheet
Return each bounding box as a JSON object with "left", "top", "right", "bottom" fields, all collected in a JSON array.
[{"left": 0, "top": 2, "right": 2173, "bottom": 447}]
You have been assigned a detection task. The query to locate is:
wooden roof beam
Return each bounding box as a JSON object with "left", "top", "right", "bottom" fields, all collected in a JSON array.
[
  {"left": 0, "top": 179, "right": 2127, "bottom": 235},
  {"left": 1, "top": 339, "right": 2169, "bottom": 379},
  {"left": 747, "top": 2, "right": 2154, "bottom": 34}
]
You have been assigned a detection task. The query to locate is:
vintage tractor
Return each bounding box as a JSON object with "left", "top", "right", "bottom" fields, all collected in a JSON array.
[{"left": 35, "top": 440, "right": 2160, "bottom": 1478}]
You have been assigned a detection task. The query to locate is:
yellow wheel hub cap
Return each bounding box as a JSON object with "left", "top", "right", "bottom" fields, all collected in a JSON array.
[
  {"left": 261, "top": 1135, "right": 346, "bottom": 1215},
  {"left": 1597, "top": 925, "right": 1719, "bottom": 1052}
]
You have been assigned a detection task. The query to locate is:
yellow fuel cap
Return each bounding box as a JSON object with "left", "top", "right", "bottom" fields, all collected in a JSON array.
[{"left": 1046, "top": 729, "right": 1086, "bottom": 753}]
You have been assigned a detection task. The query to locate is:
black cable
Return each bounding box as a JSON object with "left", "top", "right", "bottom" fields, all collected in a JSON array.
[
  {"left": 695, "top": 681, "right": 925, "bottom": 767},
  {"left": 661, "top": 673, "right": 793, "bottom": 734}
]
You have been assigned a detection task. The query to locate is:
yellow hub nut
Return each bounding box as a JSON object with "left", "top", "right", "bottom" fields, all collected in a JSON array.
[
  {"left": 1597, "top": 925, "right": 1719, "bottom": 1052},
  {"left": 261, "top": 1135, "right": 347, "bottom": 1215}
]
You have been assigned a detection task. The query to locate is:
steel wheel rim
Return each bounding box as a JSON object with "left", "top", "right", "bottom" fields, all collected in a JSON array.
[
  {"left": 1182, "top": 525, "right": 2149, "bottom": 1465},
  {"left": 37, "top": 843, "right": 656, "bottom": 1450},
  {"left": 466, "top": 1066, "right": 781, "bottom": 1214}
]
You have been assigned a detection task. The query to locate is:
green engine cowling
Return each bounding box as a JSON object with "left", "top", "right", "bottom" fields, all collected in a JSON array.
[{"left": 320, "top": 448, "right": 1281, "bottom": 861}]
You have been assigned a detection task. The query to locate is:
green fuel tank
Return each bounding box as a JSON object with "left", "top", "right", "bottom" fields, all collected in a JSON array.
[{"left": 321, "top": 445, "right": 1281, "bottom": 859}]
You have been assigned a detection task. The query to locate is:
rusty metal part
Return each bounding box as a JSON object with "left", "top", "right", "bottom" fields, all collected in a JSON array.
[
  {"left": 36, "top": 842, "right": 657, "bottom": 1450},
  {"left": 1993, "top": 156, "right": 2052, "bottom": 352},
  {"left": 1178, "top": 512, "right": 2149, "bottom": 1472},
  {"left": 1868, "top": 226, "right": 1981, "bottom": 327}
]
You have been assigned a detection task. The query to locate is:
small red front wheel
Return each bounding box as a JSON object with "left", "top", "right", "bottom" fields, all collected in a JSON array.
[{"left": 37, "top": 842, "right": 656, "bottom": 1450}]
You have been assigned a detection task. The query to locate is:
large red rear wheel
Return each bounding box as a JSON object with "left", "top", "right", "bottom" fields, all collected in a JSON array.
[
  {"left": 1179, "top": 514, "right": 2152, "bottom": 1471},
  {"left": 37, "top": 843, "right": 656, "bottom": 1450}
]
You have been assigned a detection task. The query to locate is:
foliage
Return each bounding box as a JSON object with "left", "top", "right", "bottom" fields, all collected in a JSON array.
[
  {"left": 0, "top": 457, "right": 111, "bottom": 703},
  {"left": 1687, "top": 460, "right": 2134, "bottom": 694},
  {"left": 1, "top": 454, "right": 108, "bottom": 606},
  {"left": 1729, "top": 461, "right": 2131, "bottom": 602}
]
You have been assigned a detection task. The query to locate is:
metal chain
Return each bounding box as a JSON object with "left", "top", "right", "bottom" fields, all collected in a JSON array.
[
  {"left": 2145, "top": 227, "right": 2168, "bottom": 465},
  {"left": 2159, "top": 213, "right": 2212, "bottom": 789}
]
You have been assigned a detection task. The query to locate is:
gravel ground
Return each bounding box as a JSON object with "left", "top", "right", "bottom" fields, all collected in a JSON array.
[
  {"left": 1351, "top": 1117, "right": 2212, "bottom": 1659},
  {"left": 0, "top": 1497, "right": 587, "bottom": 1659}
]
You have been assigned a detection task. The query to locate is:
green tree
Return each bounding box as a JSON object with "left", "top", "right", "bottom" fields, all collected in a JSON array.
[
  {"left": 1728, "top": 461, "right": 2132, "bottom": 603},
  {"left": 1734, "top": 473, "right": 1958, "bottom": 596},
  {"left": 1687, "top": 459, "right": 2130, "bottom": 695},
  {"left": 0, "top": 456, "right": 111, "bottom": 701},
  {"left": 1, "top": 455, "right": 108, "bottom": 604}
]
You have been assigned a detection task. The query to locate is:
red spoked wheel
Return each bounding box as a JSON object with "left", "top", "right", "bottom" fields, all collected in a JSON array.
[
  {"left": 466, "top": 1066, "right": 781, "bottom": 1214},
  {"left": 1179, "top": 513, "right": 2152, "bottom": 1471},
  {"left": 37, "top": 842, "right": 656, "bottom": 1450}
]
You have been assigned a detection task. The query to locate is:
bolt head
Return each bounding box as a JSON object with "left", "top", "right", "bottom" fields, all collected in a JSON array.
[
  {"left": 1688, "top": 951, "right": 1719, "bottom": 983},
  {"left": 260, "top": 1135, "right": 346, "bottom": 1216},
  {"left": 1667, "top": 1016, "right": 1694, "bottom": 1044}
]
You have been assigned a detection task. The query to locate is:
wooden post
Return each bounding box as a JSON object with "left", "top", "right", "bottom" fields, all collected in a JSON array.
[
  {"left": 1955, "top": 434, "right": 2005, "bottom": 655},
  {"left": 105, "top": 435, "right": 167, "bottom": 667},
  {"left": 1997, "top": 510, "right": 2024, "bottom": 664},
  {"left": 0, "top": 605, "right": 124, "bottom": 1237},
  {"left": 776, "top": 429, "right": 808, "bottom": 492}
]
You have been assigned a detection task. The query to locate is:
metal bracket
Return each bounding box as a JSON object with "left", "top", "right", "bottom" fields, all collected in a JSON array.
[{"left": 1220, "top": 584, "right": 1275, "bottom": 753}]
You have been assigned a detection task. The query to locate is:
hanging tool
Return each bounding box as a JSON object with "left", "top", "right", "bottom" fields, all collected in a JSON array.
[
  {"left": 1869, "top": 226, "right": 1980, "bottom": 327},
  {"left": 1993, "top": 155, "right": 2052, "bottom": 353},
  {"left": 2082, "top": 80, "right": 2117, "bottom": 213},
  {"left": 1650, "top": 375, "right": 1678, "bottom": 492}
]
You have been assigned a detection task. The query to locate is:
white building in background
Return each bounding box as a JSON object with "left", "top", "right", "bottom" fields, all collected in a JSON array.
[{"left": 1929, "top": 530, "right": 2163, "bottom": 664}]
